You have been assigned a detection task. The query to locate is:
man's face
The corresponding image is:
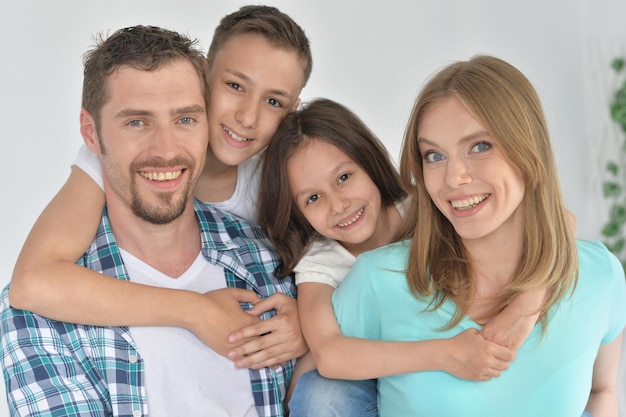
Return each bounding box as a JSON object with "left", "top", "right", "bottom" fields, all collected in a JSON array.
[{"left": 84, "top": 60, "right": 209, "bottom": 224}]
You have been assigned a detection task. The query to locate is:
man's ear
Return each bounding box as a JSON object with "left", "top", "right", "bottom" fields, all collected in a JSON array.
[{"left": 80, "top": 109, "right": 102, "bottom": 155}]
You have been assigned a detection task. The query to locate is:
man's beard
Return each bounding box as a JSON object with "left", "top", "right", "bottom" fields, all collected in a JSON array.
[
  {"left": 130, "top": 186, "right": 190, "bottom": 224},
  {"left": 128, "top": 159, "right": 194, "bottom": 225}
]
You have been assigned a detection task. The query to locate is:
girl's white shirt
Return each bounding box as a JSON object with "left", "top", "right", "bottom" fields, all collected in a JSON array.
[
  {"left": 73, "top": 144, "right": 261, "bottom": 224},
  {"left": 294, "top": 199, "right": 409, "bottom": 288}
]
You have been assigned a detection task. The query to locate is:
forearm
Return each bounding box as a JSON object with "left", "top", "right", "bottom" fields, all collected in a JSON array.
[
  {"left": 11, "top": 262, "right": 199, "bottom": 327},
  {"left": 315, "top": 336, "right": 446, "bottom": 380}
]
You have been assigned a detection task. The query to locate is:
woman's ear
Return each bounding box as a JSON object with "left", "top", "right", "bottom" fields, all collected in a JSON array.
[{"left": 80, "top": 108, "right": 102, "bottom": 155}]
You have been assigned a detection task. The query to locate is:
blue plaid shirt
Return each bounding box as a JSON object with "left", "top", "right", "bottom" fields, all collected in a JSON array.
[{"left": 1, "top": 200, "right": 296, "bottom": 417}]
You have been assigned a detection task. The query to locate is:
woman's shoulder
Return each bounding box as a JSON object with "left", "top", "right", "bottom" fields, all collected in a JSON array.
[
  {"left": 577, "top": 239, "right": 625, "bottom": 289},
  {"left": 357, "top": 240, "right": 411, "bottom": 266}
]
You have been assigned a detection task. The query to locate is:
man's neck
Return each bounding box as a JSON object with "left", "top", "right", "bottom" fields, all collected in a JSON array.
[{"left": 106, "top": 199, "right": 202, "bottom": 278}]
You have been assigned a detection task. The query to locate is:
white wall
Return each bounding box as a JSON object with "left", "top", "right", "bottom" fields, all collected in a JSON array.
[{"left": 0, "top": 0, "right": 624, "bottom": 415}]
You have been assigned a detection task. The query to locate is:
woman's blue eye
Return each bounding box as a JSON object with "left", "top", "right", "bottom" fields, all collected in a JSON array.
[
  {"left": 424, "top": 151, "right": 444, "bottom": 162},
  {"left": 471, "top": 141, "right": 492, "bottom": 153}
]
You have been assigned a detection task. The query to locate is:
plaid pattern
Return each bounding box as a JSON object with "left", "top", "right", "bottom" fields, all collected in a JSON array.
[{"left": 1, "top": 199, "right": 296, "bottom": 416}]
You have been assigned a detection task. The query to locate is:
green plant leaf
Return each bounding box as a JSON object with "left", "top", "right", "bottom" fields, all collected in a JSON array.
[
  {"left": 603, "top": 181, "right": 622, "bottom": 197},
  {"left": 610, "top": 205, "right": 626, "bottom": 224},
  {"left": 612, "top": 58, "right": 625, "bottom": 73},
  {"left": 606, "top": 161, "right": 619, "bottom": 176},
  {"left": 603, "top": 221, "right": 620, "bottom": 237}
]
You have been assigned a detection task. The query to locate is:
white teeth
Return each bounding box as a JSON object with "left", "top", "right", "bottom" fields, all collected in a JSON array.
[
  {"left": 451, "top": 194, "right": 489, "bottom": 210},
  {"left": 140, "top": 170, "right": 182, "bottom": 181},
  {"left": 338, "top": 208, "right": 364, "bottom": 228},
  {"left": 224, "top": 126, "right": 251, "bottom": 142}
]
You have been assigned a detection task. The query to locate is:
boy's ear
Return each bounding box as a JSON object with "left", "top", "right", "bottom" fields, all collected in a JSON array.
[
  {"left": 291, "top": 97, "right": 302, "bottom": 112},
  {"left": 80, "top": 109, "right": 102, "bottom": 155}
]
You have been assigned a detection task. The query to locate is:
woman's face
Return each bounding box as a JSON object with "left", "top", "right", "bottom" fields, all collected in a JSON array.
[{"left": 417, "top": 96, "right": 526, "bottom": 243}]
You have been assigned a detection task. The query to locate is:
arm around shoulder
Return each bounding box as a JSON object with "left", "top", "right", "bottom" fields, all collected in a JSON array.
[{"left": 9, "top": 166, "right": 105, "bottom": 313}]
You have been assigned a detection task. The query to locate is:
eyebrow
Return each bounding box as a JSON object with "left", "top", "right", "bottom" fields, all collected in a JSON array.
[
  {"left": 225, "top": 69, "right": 292, "bottom": 99},
  {"left": 418, "top": 130, "right": 490, "bottom": 146},
  {"left": 292, "top": 160, "right": 356, "bottom": 200},
  {"left": 115, "top": 105, "right": 206, "bottom": 119}
]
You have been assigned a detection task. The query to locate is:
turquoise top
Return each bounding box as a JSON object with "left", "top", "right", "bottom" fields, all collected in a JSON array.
[{"left": 333, "top": 240, "right": 626, "bottom": 417}]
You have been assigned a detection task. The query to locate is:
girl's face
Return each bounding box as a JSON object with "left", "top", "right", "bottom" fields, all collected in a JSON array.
[
  {"left": 417, "top": 96, "right": 525, "bottom": 243},
  {"left": 287, "top": 138, "right": 387, "bottom": 255}
]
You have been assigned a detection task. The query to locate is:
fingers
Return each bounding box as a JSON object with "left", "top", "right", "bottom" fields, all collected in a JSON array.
[
  {"left": 246, "top": 292, "right": 293, "bottom": 316},
  {"left": 226, "top": 288, "right": 261, "bottom": 305}
]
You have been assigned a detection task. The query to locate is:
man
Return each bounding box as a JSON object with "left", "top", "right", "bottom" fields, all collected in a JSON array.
[{"left": 1, "top": 25, "right": 295, "bottom": 417}]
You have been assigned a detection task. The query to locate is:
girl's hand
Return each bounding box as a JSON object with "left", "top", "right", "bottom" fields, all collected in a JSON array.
[
  {"left": 444, "top": 328, "right": 515, "bottom": 381},
  {"left": 480, "top": 306, "right": 538, "bottom": 350},
  {"left": 481, "top": 287, "right": 545, "bottom": 350},
  {"left": 227, "top": 293, "right": 308, "bottom": 369}
]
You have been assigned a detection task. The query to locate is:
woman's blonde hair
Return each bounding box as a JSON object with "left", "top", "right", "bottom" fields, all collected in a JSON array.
[{"left": 399, "top": 55, "right": 578, "bottom": 330}]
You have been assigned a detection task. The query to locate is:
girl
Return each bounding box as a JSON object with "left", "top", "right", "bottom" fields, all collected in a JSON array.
[
  {"left": 8, "top": 5, "right": 311, "bottom": 369},
  {"left": 249, "top": 98, "right": 542, "bottom": 416},
  {"left": 333, "top": 56, "right": 626, "bottom": 417}
]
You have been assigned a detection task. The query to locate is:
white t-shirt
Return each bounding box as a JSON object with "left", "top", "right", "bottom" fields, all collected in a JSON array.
[
  {"left": 294, "top": 199, "right": 409, "bottom": 288},
  {"left": 72, "top": 144, "right": 262, "bottom": 224},
  {"left": 121, "top": 249, "right": 259, "bottom": 417}
]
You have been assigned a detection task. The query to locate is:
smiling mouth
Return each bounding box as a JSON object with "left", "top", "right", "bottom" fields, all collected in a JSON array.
[
  {"left": 337, "top": 208, "right": 364, "bottom": 228},
  {"left": 223, "top": 125, "right": 252, "bottom": 142},
  {"left": 450, "top": 194, "right": 490, "bottom": 210},
  {"left": 140, "top": 170, "right": 183, "bottom": 181}
]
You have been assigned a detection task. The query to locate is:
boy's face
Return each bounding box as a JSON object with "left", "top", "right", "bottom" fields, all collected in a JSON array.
[{"left": 207, "top": 33, "right": 305, "bottom": 167}]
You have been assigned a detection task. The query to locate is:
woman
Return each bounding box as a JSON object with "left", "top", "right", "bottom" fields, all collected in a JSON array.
[{"left": 332, "top": 55, "right": 626, "bottom": 417}]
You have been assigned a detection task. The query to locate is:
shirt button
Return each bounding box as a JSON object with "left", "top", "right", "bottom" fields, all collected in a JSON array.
[
  {"left": 133, "top": 410, "right": 142, "bottom": 417},
  {"left": 129, "top": 355, "right": 137, "bottom": 364}
]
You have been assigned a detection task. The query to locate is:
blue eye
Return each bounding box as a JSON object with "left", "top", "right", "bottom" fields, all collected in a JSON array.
[
  {"left": 179, "top": 117, "right": 193, "bottom": 125},
  {"left": 471, "top": 141, "right": 491, "bottom": 153},
  {"left": 128, "top": 120, "right": 143, "bottom": 127},
  {"left": 424, "top": 151, "right": 445, "bottom": 163}
]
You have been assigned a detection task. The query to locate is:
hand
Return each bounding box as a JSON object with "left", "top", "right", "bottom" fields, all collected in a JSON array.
[
  {"left": 480, "top": 289, "right": 543, "bottom": 350},
  {"left": 227, "top": 293, "right": 308, "bottom": 369},
  {"left": 444, "top": 328, "right": 515, "bottom": 381},
  {"left": 481, "top": 308, "right": 538, "bottom": 350},
  {"left": 185, "top": 287, "right": 261, "bottom": 356}
]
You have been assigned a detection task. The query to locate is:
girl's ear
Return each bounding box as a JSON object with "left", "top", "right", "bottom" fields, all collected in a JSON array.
[{"left": 80, "top": 109, "right": 102, "bottom": 155}]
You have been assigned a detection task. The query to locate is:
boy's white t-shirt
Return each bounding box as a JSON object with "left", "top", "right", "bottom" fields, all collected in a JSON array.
[
  {"left": 72, "top": 144, "right": 261, "bottom": 224},
  {"left": 294, "top": 199, "right": 409, "bottom": 288},
  {"left": 121, "top": 249, "right": 259, "bottom": 417}
]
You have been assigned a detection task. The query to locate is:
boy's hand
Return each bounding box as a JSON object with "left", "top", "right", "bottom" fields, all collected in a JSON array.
[
  {"left": 227, "top": 293, "right": 308, "bottom": 369},
  {"left": 444, "top": 328, "right": 515, "bottom": 381},
  {"left": 186, "top": 287, "right": 261, "bottom": 356}
]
